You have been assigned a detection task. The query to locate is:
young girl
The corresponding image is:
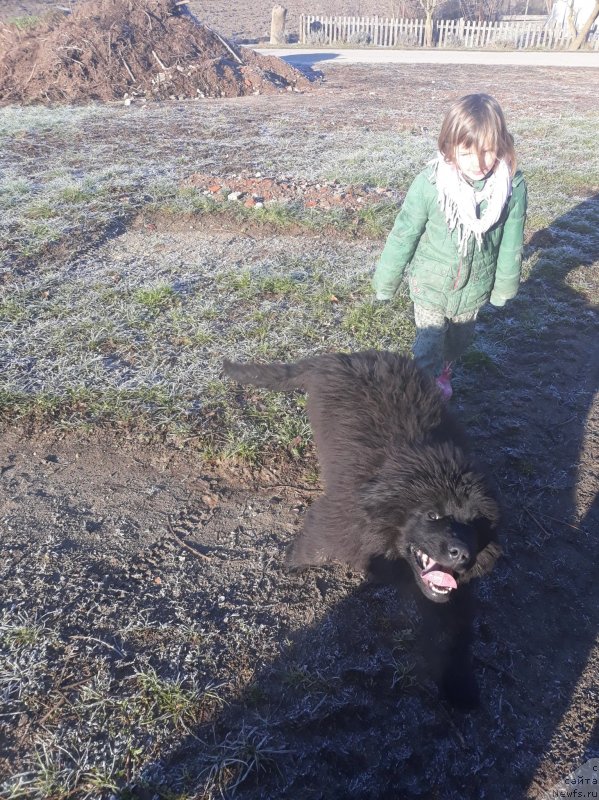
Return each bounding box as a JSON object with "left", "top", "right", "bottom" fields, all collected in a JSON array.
[{"left": 372, "top": 93, "right": 527, "bottom": 399}]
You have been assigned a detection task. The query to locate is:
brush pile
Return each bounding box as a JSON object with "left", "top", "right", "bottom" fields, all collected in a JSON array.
[{"left": 0, "top": 0, "right": 314, "bottom": 105}]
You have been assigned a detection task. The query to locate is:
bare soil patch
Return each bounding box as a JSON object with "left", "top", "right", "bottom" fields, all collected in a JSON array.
[
  {"left": 0, "top": 0, "right": 419, "bottom": 42},
  {"left": 0, "top": 0, "right": 552, "bottom": 41},
  {"left": 0, "top": 0, "right": 315, "bottom": 105},
  {"left": 183, "top": 171, "right": 399, "bottom": 210}
]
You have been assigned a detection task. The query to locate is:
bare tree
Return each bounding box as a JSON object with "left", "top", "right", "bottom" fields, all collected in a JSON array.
[
  {"left": 390, "top": 0, "right": 422, "bottom": 17},
  {"left": 565, "top": 0, "right": 579, "bottom": 37},
  {"left": 570, "top": 0, "right": 599, "bottom": 47},
  {"left": 459, "top": 0, "right": 501, "bottom": 21},
  {"left": 417, "top": 0, "right": 445, "bottom": 43}
]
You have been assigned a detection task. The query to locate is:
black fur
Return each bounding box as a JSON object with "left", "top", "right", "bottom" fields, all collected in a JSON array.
[{"left": 223, "top": 350, "right": 501, "bottom": 708}]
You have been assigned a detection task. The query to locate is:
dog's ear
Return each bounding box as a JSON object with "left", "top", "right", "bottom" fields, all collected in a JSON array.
[{"left": 359, "top": 475, "right": 408, "bottom": 526}]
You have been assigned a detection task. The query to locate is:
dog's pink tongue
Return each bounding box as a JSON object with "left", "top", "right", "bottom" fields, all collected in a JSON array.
[{"left": 421, "top": 564, "right": 458, "bottom": 590}]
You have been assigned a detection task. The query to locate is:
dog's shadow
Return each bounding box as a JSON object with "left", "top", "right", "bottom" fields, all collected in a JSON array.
[{"left": 131, "top": 195, "right": 598, "bottom": 799}]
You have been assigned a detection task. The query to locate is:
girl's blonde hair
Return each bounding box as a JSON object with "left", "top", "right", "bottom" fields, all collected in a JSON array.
[{"left": 438, "top": 93, "right": 517, "bottom": 176}]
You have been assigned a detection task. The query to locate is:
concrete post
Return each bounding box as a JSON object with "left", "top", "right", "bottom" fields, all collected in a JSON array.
[{"left": 270, "top": 5, "right": 288, "bottom": 45}]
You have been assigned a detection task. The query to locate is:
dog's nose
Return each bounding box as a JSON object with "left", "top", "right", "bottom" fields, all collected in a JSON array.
[{"left": 447, "top": 541, "right": 470, "bottom": 563}]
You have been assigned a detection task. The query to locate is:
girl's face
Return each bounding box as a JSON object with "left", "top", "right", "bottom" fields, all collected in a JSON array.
[{"left": 455, "top": 144, "right": 498, "bottom": 181}]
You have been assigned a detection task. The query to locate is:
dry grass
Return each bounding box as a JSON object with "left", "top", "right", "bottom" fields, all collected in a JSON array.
[{"left": 1, "top": 91, "right": 596, "bottom": 459}]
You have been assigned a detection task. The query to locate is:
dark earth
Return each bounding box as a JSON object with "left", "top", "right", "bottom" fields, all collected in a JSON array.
[{"left": 0, "top": 0, "right": 314, "bottom": 105}]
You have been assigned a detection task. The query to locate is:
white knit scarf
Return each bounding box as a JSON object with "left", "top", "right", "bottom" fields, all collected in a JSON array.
[{"left": 433, "top": 152, "right": 512, "bottom": 255}]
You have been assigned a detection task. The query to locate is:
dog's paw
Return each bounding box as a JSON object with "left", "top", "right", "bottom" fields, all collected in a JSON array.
[
  {"left": 284, "top": 542, "right": 314, "bottom": 573},
  {"left": 441, "top": 666, "right": 480, "bottom": 710}
]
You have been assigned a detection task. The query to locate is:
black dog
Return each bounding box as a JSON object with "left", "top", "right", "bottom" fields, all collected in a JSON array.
[{"left": 223, "top": 350, "right": 501, "bottom": 707}]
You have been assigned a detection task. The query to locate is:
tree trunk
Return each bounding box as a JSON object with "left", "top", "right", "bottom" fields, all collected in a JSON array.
[
  {"left": 566, "top": 0, "right": 578, "bottom": 39},
  {"left": 425, "top": 10, "right": 434, "bottom": 46},
  {"left": 570, "top": 0, "right": 599, "bottom": 49}
]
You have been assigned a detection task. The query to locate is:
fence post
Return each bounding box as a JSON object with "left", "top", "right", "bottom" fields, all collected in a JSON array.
[
  {"left": 443, "top": 17, "right": 459, "bottom": 47},
  {"left": 270, "top": 5, "right": 287, "bottom": 45}
]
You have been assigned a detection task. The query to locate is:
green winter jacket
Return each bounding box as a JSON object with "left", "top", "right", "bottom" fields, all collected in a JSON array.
[{"left": 372, "top": 164, "right": 527, "bottom": 316}]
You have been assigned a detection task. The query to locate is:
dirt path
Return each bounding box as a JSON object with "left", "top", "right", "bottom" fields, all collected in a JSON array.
[{"left": 258, "top": 46, "right": 599, "bottom": 67}]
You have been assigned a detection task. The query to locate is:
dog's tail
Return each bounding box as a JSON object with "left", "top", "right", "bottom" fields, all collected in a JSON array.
[{"left": 223, "top": 358, "right": 310, "bottom": 391}]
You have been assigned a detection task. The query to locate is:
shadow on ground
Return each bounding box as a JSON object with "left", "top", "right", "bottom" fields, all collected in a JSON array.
[
  {"left": 131, "top": 195, "right": 598, "bottom": 799},
  {"left": 278, "top": 51, "right": 341, "bottom": 69}
]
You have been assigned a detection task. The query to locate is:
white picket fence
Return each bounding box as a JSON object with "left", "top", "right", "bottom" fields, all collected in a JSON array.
[
  {"left": 436, "top": 17, "right": 597, "bottom": 48},
  {"left": 300, "top": 15, "right": 426, "bottom": 46},
  {"left": 299, "top": 14, "right": 599, "bottom": 50}
]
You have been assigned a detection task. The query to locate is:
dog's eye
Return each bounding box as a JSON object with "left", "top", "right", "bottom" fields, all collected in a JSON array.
[{"left": 427, "top": 511, "right": 442, "bottom": 521}]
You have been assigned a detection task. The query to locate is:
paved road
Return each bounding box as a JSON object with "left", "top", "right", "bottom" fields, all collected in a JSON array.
[{"left": 256, "top": 47, "right": 599, "bottom": 68}]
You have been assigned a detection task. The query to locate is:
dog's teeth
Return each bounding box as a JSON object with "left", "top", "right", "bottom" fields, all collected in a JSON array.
[{"left": 430, "top": 584, "right": 452, "bottom": 595}]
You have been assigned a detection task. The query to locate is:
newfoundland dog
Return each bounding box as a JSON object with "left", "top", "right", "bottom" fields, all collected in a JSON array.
[{"left": 223, "top": 350, "right": 501, "bottom": 708}]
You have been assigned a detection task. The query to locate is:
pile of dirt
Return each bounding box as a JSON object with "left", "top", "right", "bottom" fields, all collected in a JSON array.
[
  {"left": 0, "top": 0, "right": 315, "bottom": 105},
  {"left": 184, "top": 171, "right": 401, "bottom": 210}
]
